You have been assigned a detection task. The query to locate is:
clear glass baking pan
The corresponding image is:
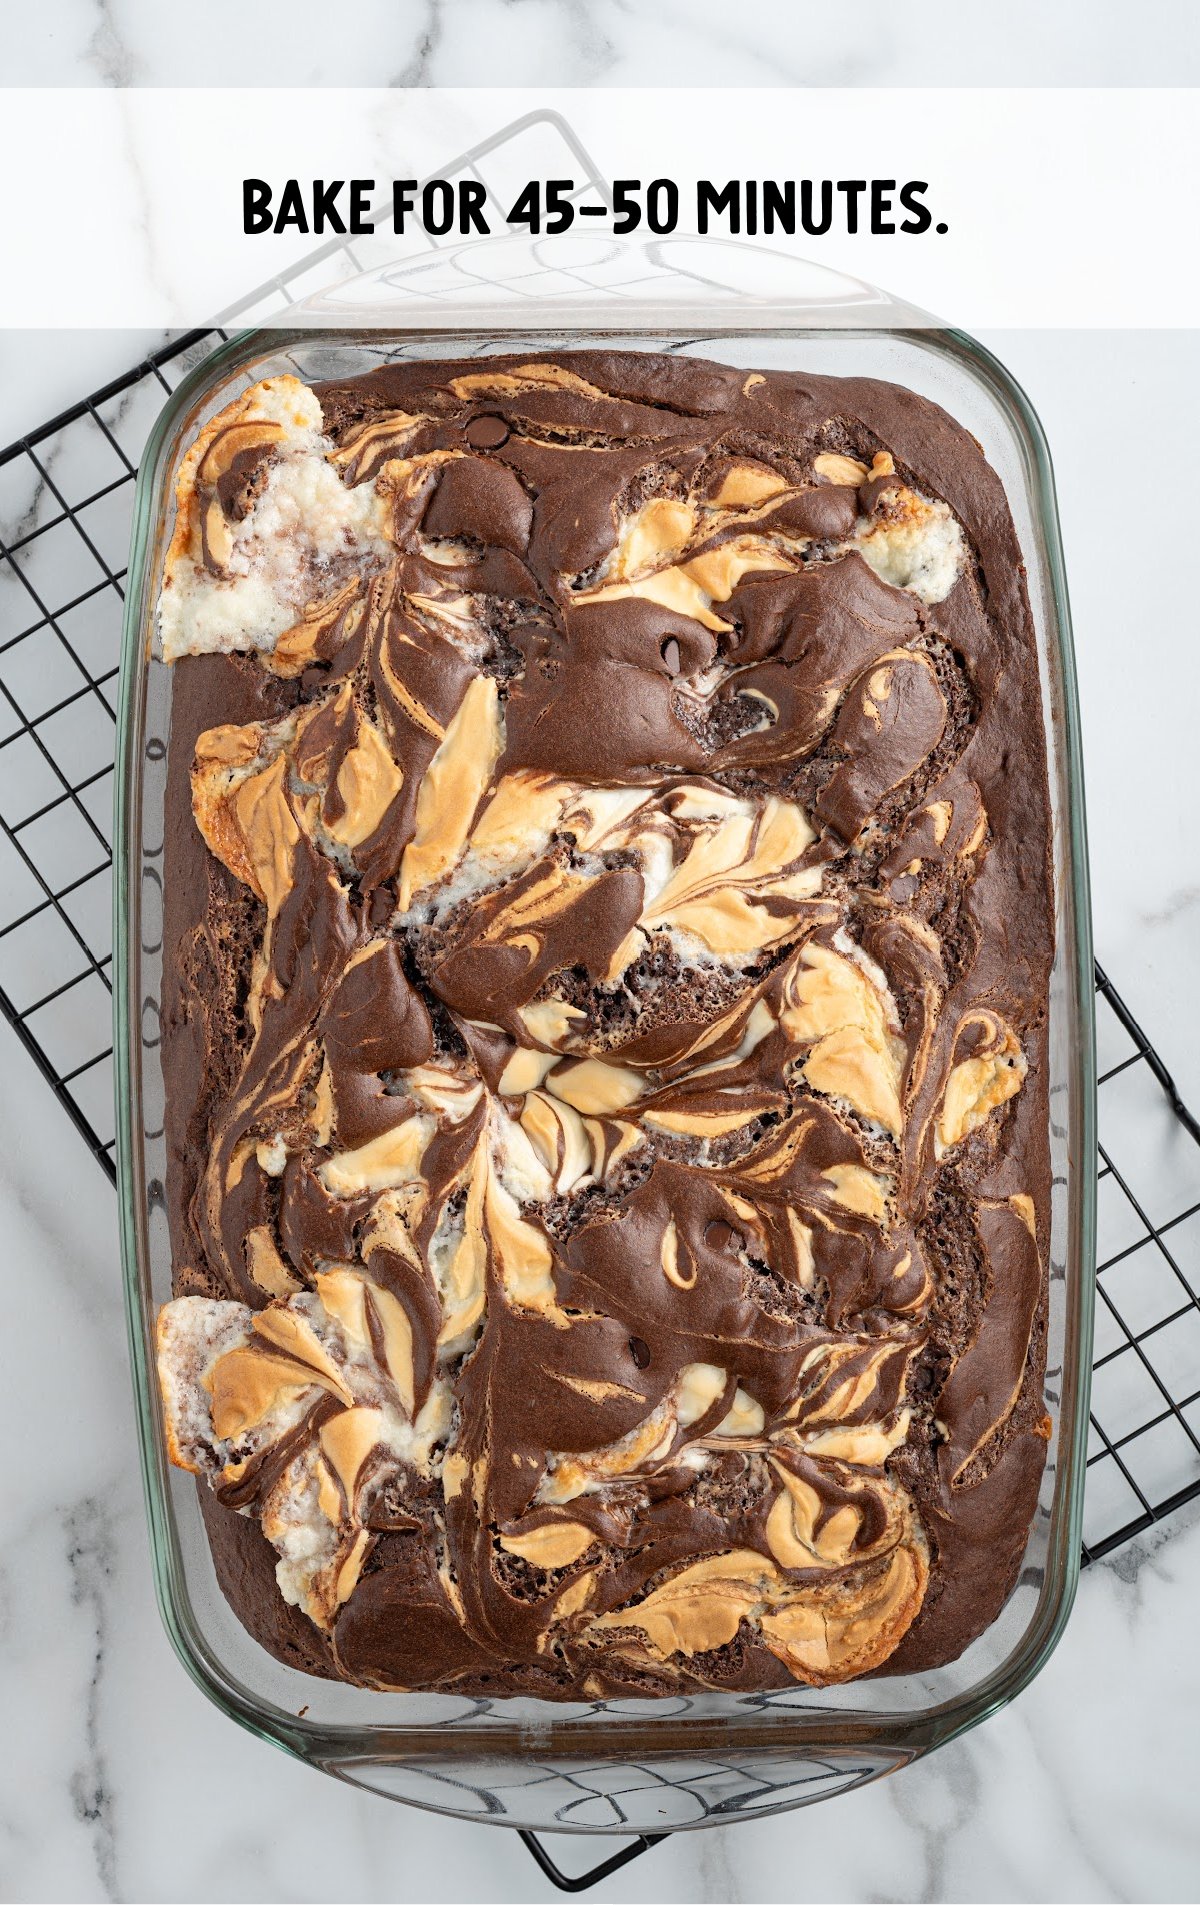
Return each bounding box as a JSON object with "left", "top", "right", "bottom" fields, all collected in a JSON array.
[{"left": 114, "top": 314, "right": 1095, "bottom": 1836}]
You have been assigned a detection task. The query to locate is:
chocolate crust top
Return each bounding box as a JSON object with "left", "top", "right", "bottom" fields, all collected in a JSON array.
[{"left": 154, "top": 350, "right": 1053, "bottom": 1698}]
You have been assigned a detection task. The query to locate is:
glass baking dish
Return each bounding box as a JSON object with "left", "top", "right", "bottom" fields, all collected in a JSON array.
[{"left": 114, "top": 319, "right": 1095, "bottom": 1836}]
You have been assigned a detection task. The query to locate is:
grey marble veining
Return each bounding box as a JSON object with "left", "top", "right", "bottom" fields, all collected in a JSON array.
[
  {"left": 2, "top": 28, "right": 1200, "bottom": 1889},
  {"left": 1, "top": 325, "right": 1199, "bottom": 1901},
  {"left": 2, "top": 1076, "right": 1197, "bottom": 1905},
  {"left": 8, "top": 0, "right": 1200, "bottom": 88}
]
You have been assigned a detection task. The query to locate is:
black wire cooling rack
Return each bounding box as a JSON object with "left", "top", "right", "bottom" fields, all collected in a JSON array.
[
  {"left": 2, "top": 117, "right": 1199, "bottom": 1892},
  {"left": 3, "top": 333, "right": 1200, "bottom": 1893}
]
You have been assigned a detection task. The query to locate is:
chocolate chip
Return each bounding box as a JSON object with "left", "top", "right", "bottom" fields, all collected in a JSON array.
[
  {"left": 464, "top": 414, "right": 509, "bottom": 450},
  {"left": 367, "top": 884, "right": 396, "bottom": 930},
  {"left": 300, "top": 666, "right": 327, "bottom": 694},
  {"left": 660, "top": 637, "right": 681, "bottom": 675},
  {"left": 705, "top": 1220, "right": 739, "bottom": 1251},
  {"left": 629, "top": 1336, "right": 651, "bottom": 1369},
  {"left": 859, "top": 472, "right": 904, "bottom": 514}
]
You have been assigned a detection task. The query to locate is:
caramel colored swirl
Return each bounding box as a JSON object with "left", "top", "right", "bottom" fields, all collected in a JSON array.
[{"left": 155, "top": 352, "right": 1052, "bottom": 1698}]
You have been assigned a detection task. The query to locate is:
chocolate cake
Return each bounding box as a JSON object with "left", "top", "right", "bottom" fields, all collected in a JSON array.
[{"left": 153, "top": 351, "right": 1053, "bottom": 1697}]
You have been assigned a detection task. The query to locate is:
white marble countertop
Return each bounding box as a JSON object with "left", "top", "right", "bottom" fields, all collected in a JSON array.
[
  {"left": 10, "top": 0, "right": 1200, "bottom": 88},
  {"left": 3, "top": 18, "right": 1200, "bottom": 1902},
  {"left": 3, "top": 316, "right": 1197, "bottom": 1905}
]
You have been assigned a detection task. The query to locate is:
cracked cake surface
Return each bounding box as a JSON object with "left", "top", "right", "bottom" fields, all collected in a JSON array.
[{"left": 154, "top": 350, "right": 1053, "bottom": 1697}]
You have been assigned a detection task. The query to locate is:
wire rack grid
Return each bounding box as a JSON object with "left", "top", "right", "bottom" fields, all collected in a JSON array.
[{"left": 2, "top": 112, "right": 1199, "bottom": 1898}]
